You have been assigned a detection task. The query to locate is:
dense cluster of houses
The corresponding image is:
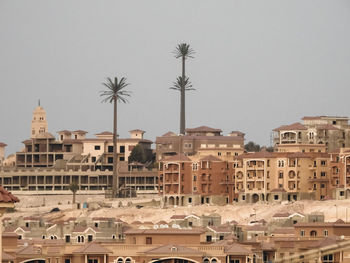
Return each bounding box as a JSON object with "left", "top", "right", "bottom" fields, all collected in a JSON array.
[{"left": 2, "top": 209, "right": 350, "bottom": 263}]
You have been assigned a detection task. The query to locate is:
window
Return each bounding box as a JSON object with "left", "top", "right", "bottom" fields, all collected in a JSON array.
[
  {"left": 300, "top": 230, "right": 305, "bottom": 236},
  {"left": 77, "top": 235, "right": 84, "bottom": 243},
  {"left": 25, "top": 222, "right": 29, "bottom": 227},
  {"left": 120, "top": 146, "right": 125, "bottom": 153},
  {"left": 323, "top": 254, "right": 334, "bottom": 263},
  {"left": 219, "top": 235, "right": 224, "bottom": 240},
  {"left": 88, "top": 235, "right": 93, "bottom": 242},
  {"left": 324, "top": 230, "right": 328, "bottom": 236},
  {"left": 206, "top": 235, "right": 212, "bottom": 242},
  {"left": 188, "top": 197, "right": 192, "bottom": 203},
  {"left": 274, "top": 195, "right": 279, "bottom": 200},
  {"left": 94, "top": 145, "right": 101, "bottom": 150},
  {"left": 108, "top": 157, "right": 113, "bottom": 163},
  {"left": 119, "top": 157, "right": 125, "bottom": 161},
  {"left": 42, "top": 235, "right": 46, "bottom": 239},
  {"left": 313, "top": 184, "right": 317, "bottom": 190},
  {"left": 310, "top": 230, "right": 317, "bottom": 237},
  {"left": 60, "top": 135, "right": 64, "bottom": 140},
  {"left": 146, "top": 237, "right": 152, "bottom": 244},
  {"left": 88, "top": 260, "right": 98, "bottom": 263},
  {"left": 91, "top": 157, "right": 96, "bottom": 162},
  {"left": 193, "top": 175, "right": 197, "bottom": 181},
  {"left": 340, "top": 191, "right": 345, "bottom": 196},
  {"left": 321, "top": 172, "right": 326, "bottom": 177},
  {"left": 65, "top": 235, "right": 70, "bottom": 243},
  {"left": 192, "top": 163, "right": 198, "bottom": 171},
  {"left": 218, "top": 152, "right": 222, "bottom": 156},
  {"left": 321, "top": 160, "right": 326, "bottom": 166},
  {"left": 108, "top": 146, "right": 113, "bottom": 153},
  {"left": 321, "top": 184, "right": 325, "bottom": 188},
  {"left": 65, "top": 259, "right": 71, "bottom": 263},
  {"left": 279, "top": 172, "right": 283, "bottom": 179},
  {"left": 278, "top": 160, "right": 285, "bottom": 167}
]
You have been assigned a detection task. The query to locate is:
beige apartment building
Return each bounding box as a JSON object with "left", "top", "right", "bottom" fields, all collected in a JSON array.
[
  {"left": 155, "top": 126, "right": 245, "bottom": 161},
  {"left": 0, "top": 105, "right": 156, "bottom": 193},
  {"left": 273, "top": 116, "right": 350, "bottom": 152},
  {"left": 232, "top": 151, "right": 332, "bottom": 203},
  {"left": 158, "top": 149, "right": 350, "bottom": 205}
]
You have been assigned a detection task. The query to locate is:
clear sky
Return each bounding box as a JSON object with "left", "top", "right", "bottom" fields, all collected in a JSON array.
[{"left": 1, "top": 0, "right": 350, "bottom": 156}]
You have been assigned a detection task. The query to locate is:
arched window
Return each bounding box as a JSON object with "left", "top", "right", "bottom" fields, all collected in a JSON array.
[
  {"left": 117, "top": 258, "right": 123, "bottom": 263},
  {"left": 310, "top": 230, "right": 317, "bottom": 237},
  {"left": 125, "top": 258, "right": 132, "bottom": 263},
  {"left": 211, "top": 258, "right": 218, "bottom": 263},
  {"left": 77, "top": 235, "right": 85, "bottom": 243},
  {"left": 203, "top": 258, "right": 210, "bottom": 263}
]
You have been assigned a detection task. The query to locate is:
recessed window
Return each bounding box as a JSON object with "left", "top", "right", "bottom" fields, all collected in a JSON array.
[{"left": 94, "top": 145, "right": 101, "bottom": 150}]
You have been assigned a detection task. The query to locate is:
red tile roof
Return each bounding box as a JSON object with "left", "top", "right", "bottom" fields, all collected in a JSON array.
[
  {"left": 124, "top": 228, "right": 204, "bottom": 235},
  {"left": 162, "top": 131, "right": 177, "bottom": 137},
  {"left": 163, "top": 154, "right": 192, "bottom": 162},
  {"left": 0, "top": 186, "right": 19, "bottom": 203},
  {"left": 57, "top": 130, "right": 71, "bottom": 134},
  {"left": 73, "top": 130, "right": 88, "bottom": 134},
  {"left": 0, "top": 142, "right": 7, "bottom": 147},
  {"left": 273, "top": 122, "right": 307, "bottom": 131},
  {"left": 186, "top": 126, "right": 222, "bottom": 133},
  {"left": 225, "top": 243, "right": 251, "bottom": 255},
  {"left": 73, "top": 242, "right": 112, "bottom": 254},
  {"left": 272, "top": 212, "right": 291, "bottom": 218}
]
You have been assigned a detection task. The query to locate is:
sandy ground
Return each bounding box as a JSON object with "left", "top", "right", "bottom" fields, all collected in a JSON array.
[{"left": 5, "top": 194, "right": 350, "bottom": 224}]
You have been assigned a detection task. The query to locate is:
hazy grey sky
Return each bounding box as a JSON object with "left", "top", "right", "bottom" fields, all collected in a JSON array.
[{"left": 1, "top": 0, "right": 350, "bottom": 156}]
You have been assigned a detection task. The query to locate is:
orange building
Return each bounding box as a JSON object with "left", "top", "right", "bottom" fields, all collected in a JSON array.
[{"left": 158, "top": 154, "right": 235, "bottom": 206}]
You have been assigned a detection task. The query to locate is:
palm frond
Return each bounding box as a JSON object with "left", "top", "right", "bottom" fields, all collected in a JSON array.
[
  {"left": 100, "top": 76, "right": 131, "bottom": 103},
  {"left": 170, "top": 76, "right": 195, "bottom": 91},
  {"left": 173, "top": 43, "right": 195, "bottom": 59}
]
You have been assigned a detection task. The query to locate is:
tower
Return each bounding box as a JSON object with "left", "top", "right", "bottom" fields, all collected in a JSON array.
[{"left": 31, "top": 101, "right": 48, "bottom": 138}]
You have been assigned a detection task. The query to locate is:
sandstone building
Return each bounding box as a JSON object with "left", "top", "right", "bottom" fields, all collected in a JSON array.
[
  {"left": 273, "top": 116, "right": 350, "bottom": 152},
  {"left": 155, "top": 126, "right": 245, "bottom": 161}
]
